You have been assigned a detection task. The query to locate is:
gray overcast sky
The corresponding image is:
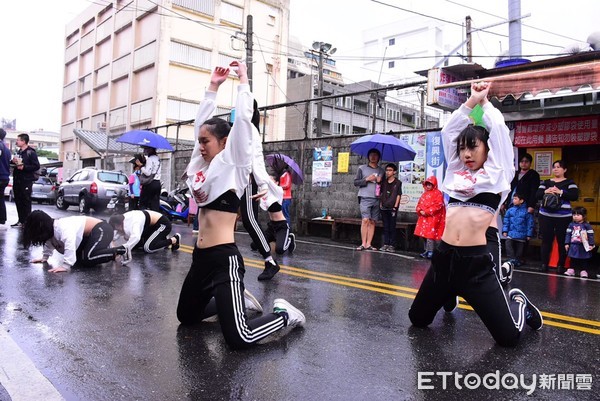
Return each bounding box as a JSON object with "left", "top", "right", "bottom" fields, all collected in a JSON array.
[{"left": 1, "top": 0, "right": 598, "bottom": 133}]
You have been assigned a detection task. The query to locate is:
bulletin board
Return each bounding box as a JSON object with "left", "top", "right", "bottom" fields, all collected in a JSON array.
[{"left": 531, "top": 148, "right": 562, "bottom": 180}]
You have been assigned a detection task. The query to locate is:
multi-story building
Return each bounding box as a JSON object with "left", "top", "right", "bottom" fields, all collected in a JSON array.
[
  {"left": 61, "top": 0, "right": 290, "bottom": 180},
  {"left": 286, "top": 36, "right": 439, "bottom": 138}
]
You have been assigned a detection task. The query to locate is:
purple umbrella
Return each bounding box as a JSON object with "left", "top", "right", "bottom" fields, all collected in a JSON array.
[
  {"left": 350, "top": 133, "right": 415, "bottom": 162},
  {"left": 264, "top": 153, "right": 304, "bottom": 185}
]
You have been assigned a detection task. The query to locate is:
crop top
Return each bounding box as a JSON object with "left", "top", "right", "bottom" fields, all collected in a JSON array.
[
  {"left": 186, "top": 85, "right": 253, "bottom": 208},
  {"left": 448, "top": 193, "right": 501, "bottom": 215},
  {"left": 441, "top": 103, "right": 515, "bottom": 204},
  {"left": 203, "top": 190, "right": 240, "bottom": 213}
]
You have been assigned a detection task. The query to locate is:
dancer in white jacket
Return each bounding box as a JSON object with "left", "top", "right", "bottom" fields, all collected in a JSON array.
[{"left": 176, "top": 62, "right": 305, "bottom": 349}]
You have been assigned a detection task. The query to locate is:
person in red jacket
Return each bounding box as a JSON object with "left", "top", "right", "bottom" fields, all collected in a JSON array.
[
  {"left": 279, "top": 168, "right": 293, "bottom": 228},
  {"left": 414, "top": 176, "right": 446, "bottom": 258}
]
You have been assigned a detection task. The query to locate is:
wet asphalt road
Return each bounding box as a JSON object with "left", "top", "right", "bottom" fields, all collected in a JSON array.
[{"left": 0, "top": 201, "right": 599, "bottom": 400}]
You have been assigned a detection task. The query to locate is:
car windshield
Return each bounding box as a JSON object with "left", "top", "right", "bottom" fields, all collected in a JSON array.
[
  {"left": 35, "top": 177, "right": 52, "bottom": 184},
  {"left": 98, "top": 172, "right": 128, "bottom": 184}
]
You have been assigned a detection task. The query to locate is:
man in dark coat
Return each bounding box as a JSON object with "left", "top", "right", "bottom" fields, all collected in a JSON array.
[
  {"left": 0, "top": 129, "right": 12, "bottom": 229},
  {"left": 11, "top": 133, "right": 40, "bottom": 228},
  {"left": 503, "top": 153, "right": 540, "bottom": 214}
]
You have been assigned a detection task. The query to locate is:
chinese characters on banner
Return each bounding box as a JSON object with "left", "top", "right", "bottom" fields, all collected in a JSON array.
[
  {"left": 514, "top": 116, "right": 600, "bottom": 147},
  {"left": 312, "top": 146, "right": 333, "bottom": 187},
  {"left": 397, "top": 132, "right": 446, "bottom": 213},
  {"left": 337, "top": 152, "right": 349, "bottom": 173}
]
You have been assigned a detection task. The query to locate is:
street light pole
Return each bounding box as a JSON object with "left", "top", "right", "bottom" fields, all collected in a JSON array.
[
  {"left": 317, "top": 49, "right": 324, "bottom": 137},
  {"left": 312, "top": 41, "right": 336, "bottom": 137}
]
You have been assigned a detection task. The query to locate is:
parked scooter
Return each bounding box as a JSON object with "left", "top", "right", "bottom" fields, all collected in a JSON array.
[
  {"left": 107, "top": 188, "right": 130, "bottom": 214},
  {"left": 159, "top": 186, "right": 190, "bottom": 222}
]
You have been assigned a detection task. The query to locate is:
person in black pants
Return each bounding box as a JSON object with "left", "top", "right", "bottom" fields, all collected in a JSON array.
[
  {"left": 535, "top": 160, "right": 579, "bottom": 272},
  {"left": 10, "top": 133, "right": 40, "bottom": 228},
  {"left": 0, "top": 129, "right": 11, "bottom": 229},
  {"left": 137, "top": 146, "right": 161, "bottom": 212},
  {"left": 409, "top": 82, "right": 543, "bottom": 347}
]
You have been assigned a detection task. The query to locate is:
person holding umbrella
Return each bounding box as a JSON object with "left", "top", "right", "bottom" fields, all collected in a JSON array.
[
  {"left": 353, "top": 148, "right": 385, "bottom": 251},
  {"left": 136, "top": 146, "right": 161, "bottom": 212},
  {"left": 177, "top": 61, "right": 305, "bottom": 349}
]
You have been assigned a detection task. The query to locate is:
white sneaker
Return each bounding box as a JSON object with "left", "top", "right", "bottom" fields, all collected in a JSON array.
[
  {"left": 121, "top": 245, "right": 132, "bottom": 265},
  {"left": 273, "top": 298, "right": 306, "bottom": 328},
  {"left": 244, "top": 289, "right": 263, "bottom": 313},
  {"left": 564, "top": 268, "right": 575, "bottom": 276}
]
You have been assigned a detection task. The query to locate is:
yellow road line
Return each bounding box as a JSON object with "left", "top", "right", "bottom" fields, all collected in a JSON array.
[{"left": 178, "top": 245, "right": 600, "bottom": 335}]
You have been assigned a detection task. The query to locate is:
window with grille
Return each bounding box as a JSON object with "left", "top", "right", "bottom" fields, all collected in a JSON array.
[
  {"left": 173, "top": 0, "right": 215, "bottom": 16},
  {"left": 170, "top": 41, "right": 211, "bottom": 69}
]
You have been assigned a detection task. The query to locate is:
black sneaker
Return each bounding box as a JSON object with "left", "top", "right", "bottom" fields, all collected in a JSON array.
[
  {"left": 258, "top": 260, "right": 280, "bottom": 281},
  {"left": 250, "top": 242, "right": 258, "bottom": 251},
  {"left": 443, "top": 296, "right": 459, "bottom": 313},
  {"left": 171, "top": 233, "right": 181, "bottom": 251},
  {"left": 115, "top": 245, "right": 127, "bottom": 256},
  {"left": 11, "top": 222, "right": 23, "bottom": 228},
  {"left": 288, "top": 233, "right": 296, "bottom": 254},
  {"left": 509, "top": 288, "right": 543, "bottom": 331},
  {"left": 121, "top": 245, "right": 132, "bottom": 265}
]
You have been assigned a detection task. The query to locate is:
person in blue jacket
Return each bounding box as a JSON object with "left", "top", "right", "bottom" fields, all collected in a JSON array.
[{"left": 502, "top": 193, "right": 534, "bottom": 267}]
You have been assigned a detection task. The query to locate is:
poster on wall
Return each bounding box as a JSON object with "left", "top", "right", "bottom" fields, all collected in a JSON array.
[
  {"left": 397, "top": 133, "right": 426, "bottom": 212},
  {"left": 337, "top": 152, "right": 349, "bottom": 173},
  {"left": 312, "top": 146, "right": 333, "bottom": 187},
  {"left": 396, "top": 131, "right": 448, "bottom": 213},
  {"left": 532, "top": 148, "right": 561, "bottom": 180}
]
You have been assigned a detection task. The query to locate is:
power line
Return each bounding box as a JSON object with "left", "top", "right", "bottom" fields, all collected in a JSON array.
[
  {"left": 443, "top": 0, "right": 584, "bottom": 43},
  {"left": 370, "top": 0, "right": 565, "bottom": 49}
]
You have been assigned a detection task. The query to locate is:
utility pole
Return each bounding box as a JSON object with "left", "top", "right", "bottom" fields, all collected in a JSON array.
[
  {"left": 246, "top": 15, "right": 253, "bottom": 91},
  {"left": 465, "top": 15, "right": 472, "bottom": 62},
  {"left": 371, "top": 91, "right": 378, "bottom": 133},
  {"left": 317, "top": 49, "right": 324, "bottom": 137}
]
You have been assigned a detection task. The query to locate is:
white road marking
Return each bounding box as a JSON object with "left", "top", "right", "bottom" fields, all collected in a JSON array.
[{"left": 0, "top": 325, "right": 65, "bottom": 401}]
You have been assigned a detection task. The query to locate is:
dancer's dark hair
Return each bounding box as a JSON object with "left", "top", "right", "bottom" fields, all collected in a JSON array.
[{"left": 22, "top": 210, "right": 55, "bottom": 248}]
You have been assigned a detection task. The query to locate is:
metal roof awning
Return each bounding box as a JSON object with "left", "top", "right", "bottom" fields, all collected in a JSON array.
[
  {"left": 73, "top": 129, "right": 196, "bottom": 156},
  {"left": 427, "top": 52, "right": 600, "bottom": 108}
]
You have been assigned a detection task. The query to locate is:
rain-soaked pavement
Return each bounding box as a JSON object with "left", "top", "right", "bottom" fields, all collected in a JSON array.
[{"left": 0, "top": 202, "right": 599, "bottom": 401}]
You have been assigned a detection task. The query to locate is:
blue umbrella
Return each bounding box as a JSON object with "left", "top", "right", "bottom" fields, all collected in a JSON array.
[
  {"left": 350, "top": 133, "right": 416, "bottom": 162},
  {"left": 116, "top": 130, "right": 174, "bottom": 151}
]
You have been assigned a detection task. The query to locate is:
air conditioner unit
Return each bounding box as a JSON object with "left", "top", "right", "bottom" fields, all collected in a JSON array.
[{"left": 97, "top": 121, "right": 107, "bottom": 130}]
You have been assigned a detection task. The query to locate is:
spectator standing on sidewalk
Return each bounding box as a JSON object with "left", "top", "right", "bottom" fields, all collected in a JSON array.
[
  {"left": 11, "top": 133, "right": 40, "bottom": 228},
  {"left": 128, "top": 155, "right": 143, "bottom": 210},
  {"left": 535, "top": 160, "right": 579, "bottom": 272},
  {"left": 379, "top": 163, "right": 402, "bottom": 252},
  {"left": 0, "top": 128, "right": 11, "bottom": 230},
  {"left": 353, "top": 148, "right": 385, "bottom": 251},
  {"left": 501, "top": 153, "right": 540, "bottom": 214},
  {"left": 502, "top": 193, "right": 534, "bottom": 267},
  {"left": 414, "top": 176, "right": 445, "bottom": 259},
  {"left": 564, "top": 206, "right": 595, "bottom": 278},
  {"left": 279, "top": 167, "right": 293, "bottom": 229}
]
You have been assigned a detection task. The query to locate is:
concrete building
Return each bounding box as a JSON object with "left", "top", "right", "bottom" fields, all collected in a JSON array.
[
  {"left": 285, "top": 35, "right": 439, "bottom": 138},
  {"left": 60, "top": 0, "right": 290, "bottom": 180},
  {"left": 360, "top": 16, "right": 447, "bottom": 127}
]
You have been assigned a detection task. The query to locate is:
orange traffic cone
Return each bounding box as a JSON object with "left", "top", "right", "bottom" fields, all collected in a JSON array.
[{"left": 548, "top": 237, "right": 570, "bottom": 268}]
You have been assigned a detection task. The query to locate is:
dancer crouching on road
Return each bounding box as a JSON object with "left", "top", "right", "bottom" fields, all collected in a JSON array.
[
  {"left": 23, "top": 210, "right": 127, "bottom": 273},
  {"left": 176, "top": 62, "right": 305, "bottom": 349},
  {"left": 408, "top": 82, "right": 543, "bottom": 346},
  {"left": 108, "top": 209, "right": 181, "bottom": 264}
]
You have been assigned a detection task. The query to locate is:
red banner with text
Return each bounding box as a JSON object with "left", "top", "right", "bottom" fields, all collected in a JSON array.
[{"left": 513, "top": 115, "right": 600, "bottom": 147}]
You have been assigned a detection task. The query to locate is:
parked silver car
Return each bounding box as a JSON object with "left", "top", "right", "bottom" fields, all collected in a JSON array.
[
  {"left": 55, "top": 168, "right": 129, "bottom": 213},
  {"left": 32, "top": 177, "right": 58, "bottom": 204}
]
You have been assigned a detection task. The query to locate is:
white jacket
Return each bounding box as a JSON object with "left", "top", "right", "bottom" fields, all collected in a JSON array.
[
  {"left": 186, "top": 85, "right": 254, "bottom": 207},
  {"left": 42, "top": 216, "right": 87, "bottom": 268},
  {"left": 441, "top": 102, "right": 515, "bottom": 205}
]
